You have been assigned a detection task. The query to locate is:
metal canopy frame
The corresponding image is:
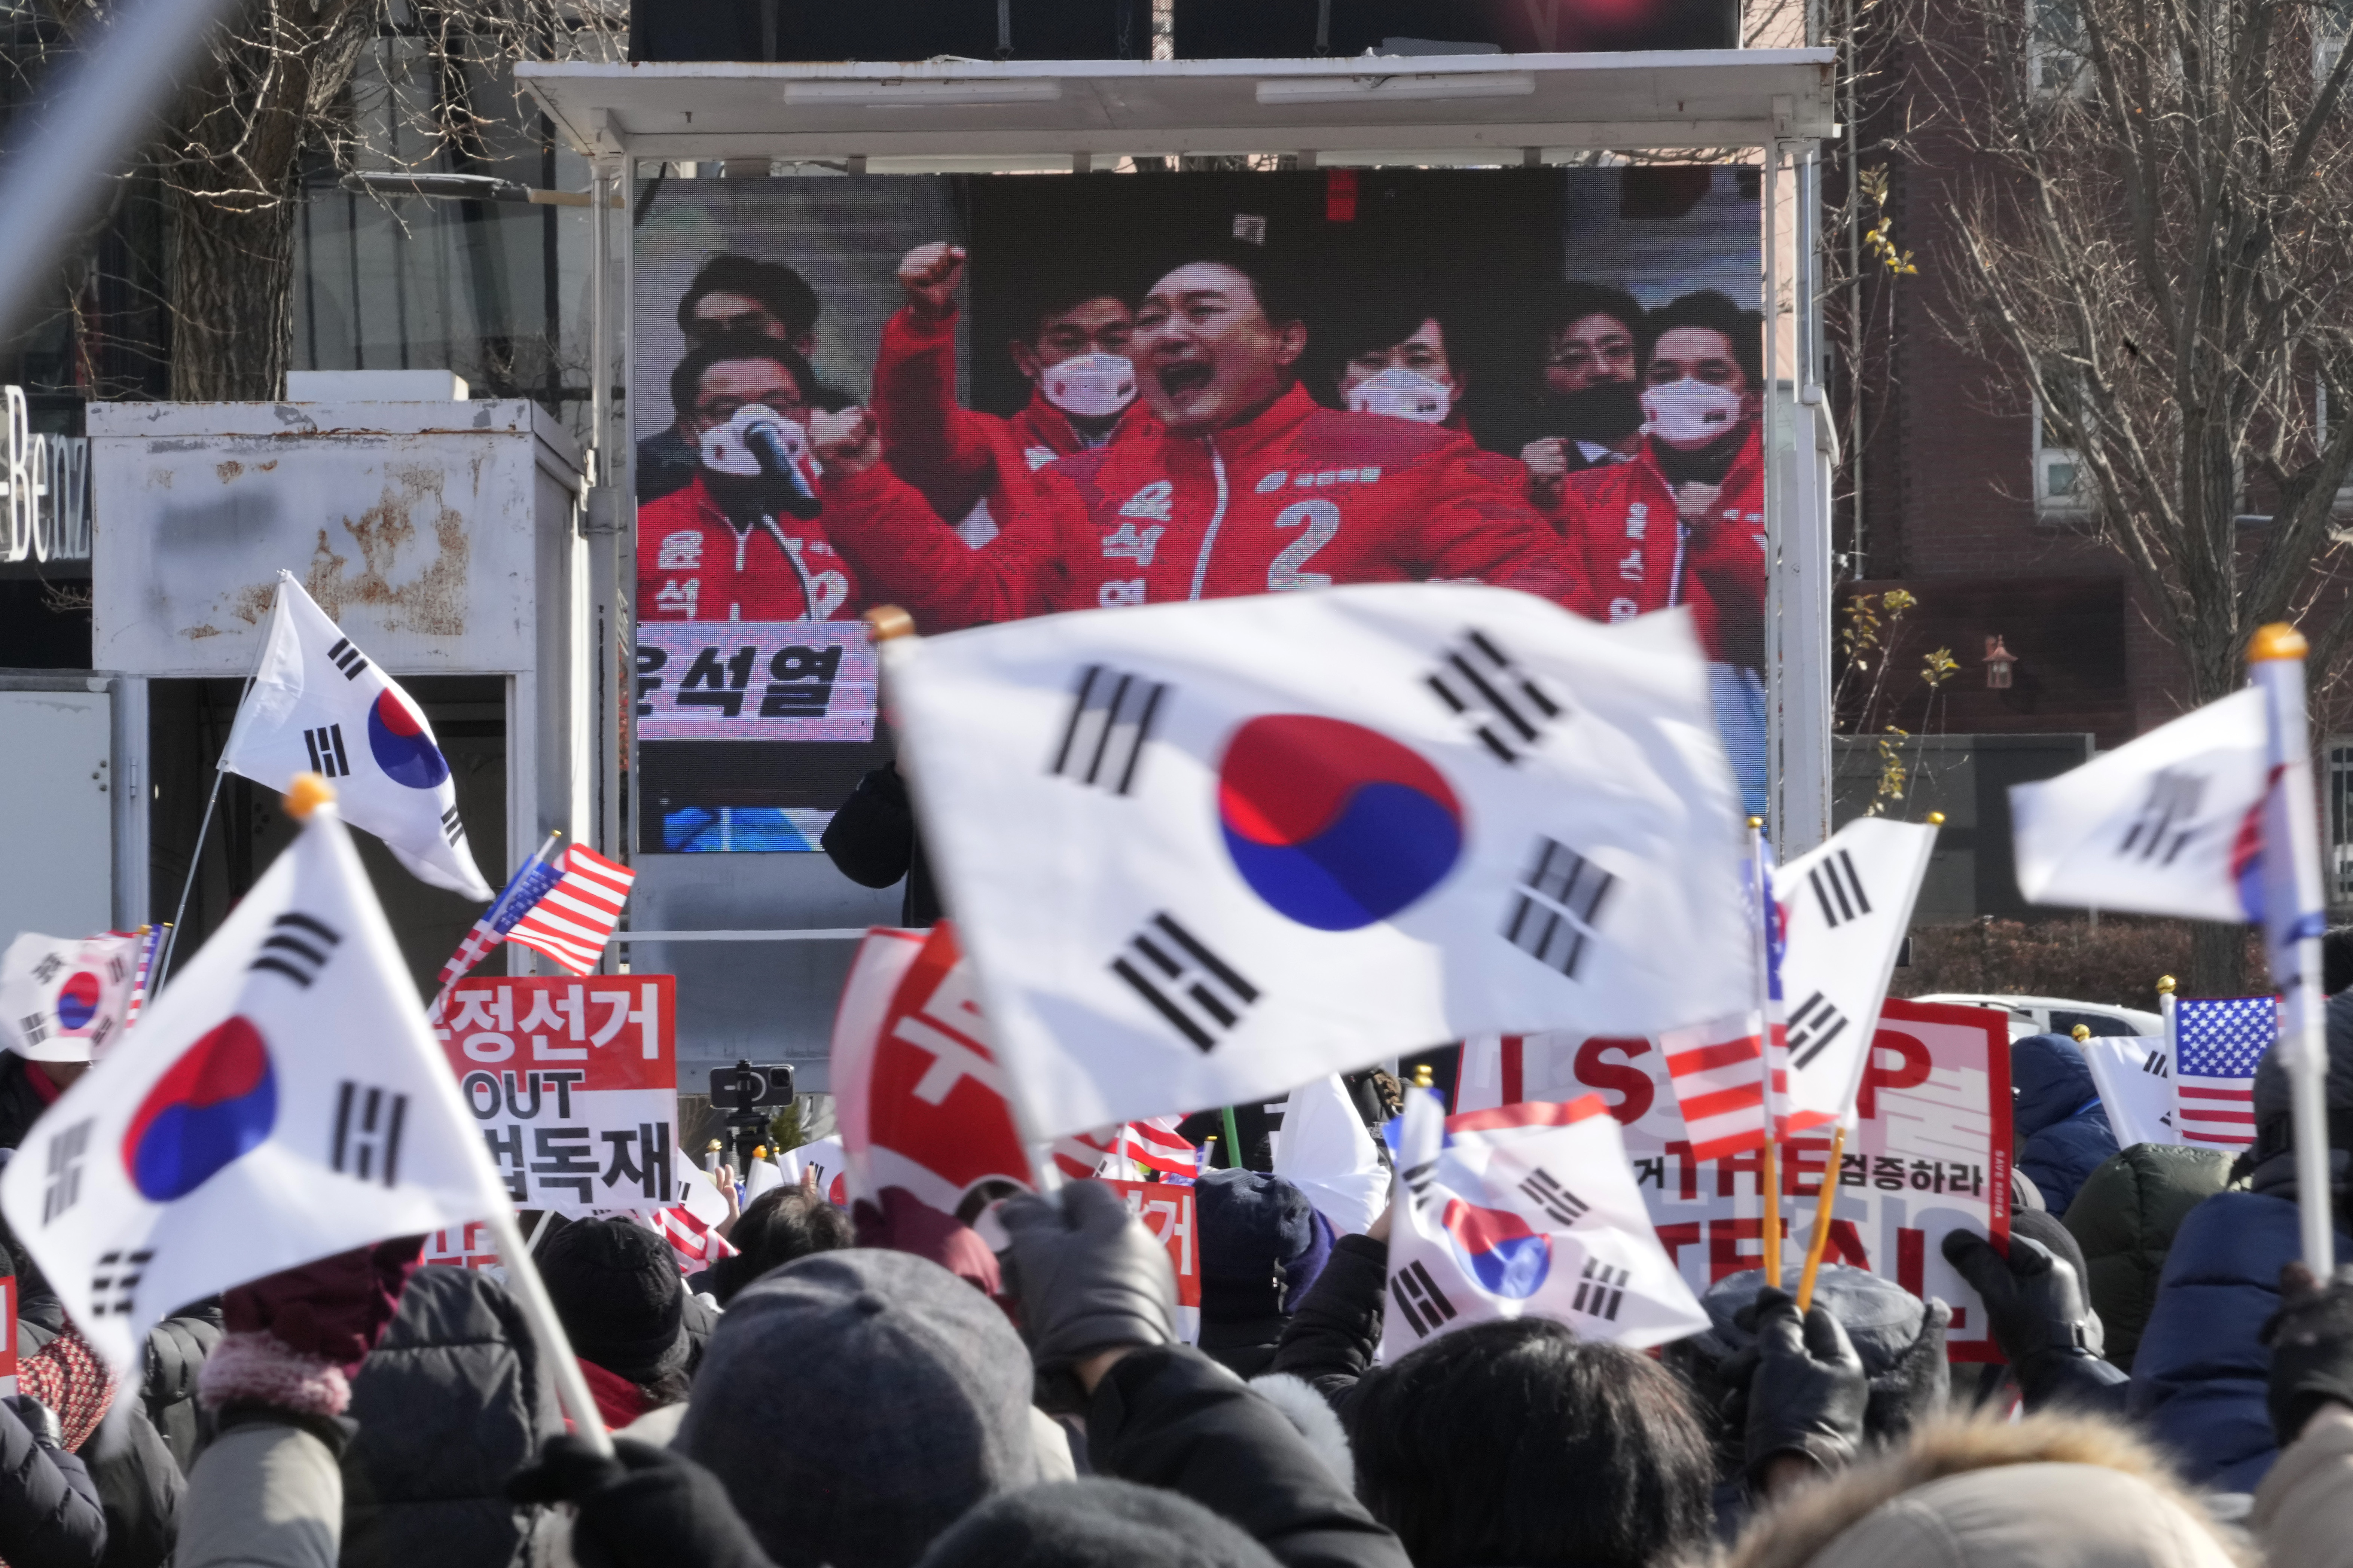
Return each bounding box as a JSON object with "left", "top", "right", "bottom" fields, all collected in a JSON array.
[
  {"left": 520, "top": 50, "right": 1836, "bottom": 161},
  {"left": 535, "top": 51, "right": 1838, "bottom": 946}
]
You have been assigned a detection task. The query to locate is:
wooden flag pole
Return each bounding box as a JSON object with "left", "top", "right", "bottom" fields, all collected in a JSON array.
[
  {"left": 1761, "top": 1140, "right": 1782, "bottom": 1286},
  {"left": 1794, "top": 1124, "right": 1844, "bottom": 1311}
]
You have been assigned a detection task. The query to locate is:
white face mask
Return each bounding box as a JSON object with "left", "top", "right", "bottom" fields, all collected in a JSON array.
[
  {"left": 1640, "top": 379, "right": 1746, "bottom": 450},
  {"left": 1041, "top": 354, "right": 1138, "bottom": 420},
  {"left": 1347, "top": 367, "right": 1452, "bottom": 424},
  {"left": 699, "top": 404, "right": 812, "bottom": 478}
]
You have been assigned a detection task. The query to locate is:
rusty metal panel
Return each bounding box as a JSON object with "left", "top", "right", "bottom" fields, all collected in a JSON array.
[{"left": 89, "top": 400, "right": 583, "bottom": 676}]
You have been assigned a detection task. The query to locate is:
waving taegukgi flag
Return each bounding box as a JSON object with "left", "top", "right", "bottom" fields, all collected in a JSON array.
[
  {"left": 1380, "top": 1088, "right": 1706, "bottom": 1356},
  {"left": 217, "top": 574, "right": 494, "bottom": 901},
  {"left": 0, "top": 931, "right": 147, "bottom": 1062},
  {"left": 2010, "top": 689, "right": 2266, "bottom": 923},
  {"left": 1773, "top": 817, "right": 1940, "bottom": 1134},
  {"left": 0, "top": 788, "right": 509, "bottom": 1371},
  {"left": 882, "top": 586, "right": 1752, "bottom": 1141}
]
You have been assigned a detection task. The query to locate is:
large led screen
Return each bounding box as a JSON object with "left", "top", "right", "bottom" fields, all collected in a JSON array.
[{"left": 632, "top": 166, "right": 1765, "bottom": 856}]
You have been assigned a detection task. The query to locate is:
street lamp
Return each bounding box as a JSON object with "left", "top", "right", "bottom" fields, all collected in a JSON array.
[{"left": 1983, "top": 635, "right": 2018, "bottom": 690}]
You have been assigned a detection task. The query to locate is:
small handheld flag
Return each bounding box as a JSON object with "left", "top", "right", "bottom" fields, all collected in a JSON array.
[
  {"left": 0, "top": 777, "right": 510, "bottom": 1372},
  {"left": 1380, "top": 1089, "right": 1706, "bottom": 1355},
  {"left": 2170, "top": 996, "right": 2274, "bottom": 1150},
  {"left": 0, "top": 930, "right": 147, "bottom": 1063},
  {"left": 431, "top": 836, "right": 635, "bottom": 1013}
]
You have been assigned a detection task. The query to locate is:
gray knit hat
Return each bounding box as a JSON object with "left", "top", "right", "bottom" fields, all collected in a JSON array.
[
  {"left": 677, "top": 1248, "right": 1044, "bottom": 1568},
  {"left": 914, "top": 1480, "right": 1282, "bottom": 1568}
]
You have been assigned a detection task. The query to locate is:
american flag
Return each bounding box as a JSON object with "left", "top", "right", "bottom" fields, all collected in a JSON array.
[
  {"left": 645, "top": 1203, "right": 738, "bottom": 1272},
  {"left": 2171, "top": 994, "right": 2277, "bottom": 1148},
  {"left": 504, "top": 843, "right": 634, "bottom": 974},
  {"left": 1120, "top": 1117, "right": 1198, "bottom": 1179},
  {"left": 1658, "top": 1017, "right": 1773, "bottom": 1162},
  {"left": 430, "top": 835, "right": 634, "bottom": 1014},
  {"left": 1052, "top": 1117, "right": 1198, "bottom": 1181}
]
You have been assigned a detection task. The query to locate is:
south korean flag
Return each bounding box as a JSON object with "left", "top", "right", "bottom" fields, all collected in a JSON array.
[
  {"left": 217, "top": 574, "right": 494, "bottom": 900},
  {"left": 1773, "top": 816, "right": 1940, "bottom": 1134},
  {"left": 1379, "top": 1088, "right": 1706, "bottom": 1356},
  {"left": 883, "top": 585, "right": 1752, "bottom": 1141},
  {"left": 0, "top": 784, "right": 509, "bottom": 1371},
  {"left": 2011, "top": 688, "right": 2266, "bottom": 924},
  {"left": 0, "top": 931, "right": 144, "bottom": 1063}
]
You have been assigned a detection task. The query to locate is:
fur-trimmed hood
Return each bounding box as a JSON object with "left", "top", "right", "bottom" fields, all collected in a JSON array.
[{"left": 1702, "top": 1413, "right": 2250, "bottom": 1568}]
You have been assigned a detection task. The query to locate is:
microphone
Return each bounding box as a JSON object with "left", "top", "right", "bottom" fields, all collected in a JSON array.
[{"left": 743, "top": 418, "right": 820, "bottom": 504}]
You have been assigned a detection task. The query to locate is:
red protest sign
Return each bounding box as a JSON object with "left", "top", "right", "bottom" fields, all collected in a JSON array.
[
  {"left": 0, "top": 1276, "right": 16, "bottom": 1395},
  {"left": 435, "top": 976, "right": 679, "bottom": 1215},
  {"left": 1099, "top": 1179, "right": 1201, "bottom": 1343},
  {"left": 1508, "top": 996, "right": 2013, "bottom": 1359},
  {"left": 834, "top": 924, "right": 1037, "bottom": 1214}
]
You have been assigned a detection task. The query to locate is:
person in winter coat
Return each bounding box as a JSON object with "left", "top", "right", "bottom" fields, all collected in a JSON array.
[
  {"left": 0, "top": 1394, "right": 106, "bottom": 1568},
  {"left": 2125, "top": 992, "right": 2353, "bottom": 1491},
  {"left": 141, "top": 1302, "right": 225, "bottom": 1474},
  {"left": 691, "top": 1186, "right": 854, "bottom": 1306},
  {"left": 537, "top": 1221, "right": 698, "bottom": 1432},
  {"left": 873, "top": 242, "right": 1156, "bottom": 536},
  {"left": 1712, "top": 1411, "right": 2240, "bottom": 1568},
  {"left": 914, "top": 1480, "right": 1284, "bottom": 1568},
  {"left": 177, "top": 1239, "right": 425, "bottom": 1568},
  {"left": 672, "top": 1247, "right": 1051, "bottom": 1568},
  {"left": 2059, "top": 1143, "right": 2231, "bottom": 1371},
  {"left": 820, "top": 764, "right": 940, "bottom": 928},
  {"left": 2247, "top": 1256, "right": 2353, "bottom": 1568},
  {"left": 808, "top": 241, "right": 1583, "bottom": 633},
  {"left": 1266, "top": 1205, "right": 1717, "bottom": 1567},
  {"left": 1194, "top": 1171, "right": 1331, "bottom": 1379},
  {"left": 1666, "top": 1263, "right": 1950, "bottom": 1511},
  {"left": 2010, "top": 1034, "right": 2119, "bottom": 1217},
  {"left": 570, "top": 1186, "right": 1406, "bottom": 1568},
  {"left": 338, "top": 1266, "right": 564, "bottom": 1568}
]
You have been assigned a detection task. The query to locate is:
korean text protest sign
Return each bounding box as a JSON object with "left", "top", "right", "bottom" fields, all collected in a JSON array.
[
  {"left": 1513, "top": 996, "right": 2012, "bottom": 1358},
  {"left": 1100, "top": 1178, "right": 1201, "bottom": 1344},
  {"left": 436, "top": 976, "right": 679, "bottom": 1215}
]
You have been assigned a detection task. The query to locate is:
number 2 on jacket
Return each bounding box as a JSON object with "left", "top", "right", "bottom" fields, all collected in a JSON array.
[{"left": 1268, "top": 498, "right": 1340, "bottom": 591}]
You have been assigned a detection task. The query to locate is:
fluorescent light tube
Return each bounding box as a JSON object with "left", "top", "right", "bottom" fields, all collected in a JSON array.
[
  {"left": 1255, "top": 72, "right": 1536, "bottom": 104},
  {"left": 783, "top": 79, "right": 1063, "bottom": 106}
]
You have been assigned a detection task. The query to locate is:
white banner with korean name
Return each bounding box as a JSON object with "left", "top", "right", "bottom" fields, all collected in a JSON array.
[
  {"left": 636, "top": 622, "right": 878, "bottom": 743},
  {"left": 435, "top": 976, "right": 679, "bottom": 1215},
  {"left": 1506, "top": 997, "right": 2014, "bottom": 1359}
]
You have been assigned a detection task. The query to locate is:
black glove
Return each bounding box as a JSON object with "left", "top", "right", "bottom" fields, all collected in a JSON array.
[
  {"left": 507, "top": 1437, "right": 776, "bottom": 1568},
  {"left": 998, "top": 1181, "right": 1176, "bottom": 1390},
  {"left": 0, "top": 1396, "right": 59, "bottom": 1451},
  {"left": 1942, "top": 1231, "right": 2127, "bottom": 1409},
  {"left": 2263, "top": 1261, "right": 2353, "bottom": 1445},
  {"left": 1724, "top": 1288, "right": 1868, "bottom": 1486}
]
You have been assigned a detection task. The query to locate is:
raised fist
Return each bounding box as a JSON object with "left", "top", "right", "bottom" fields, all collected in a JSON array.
[{"left": 897, "top": 242, "right": 967, "bottom": 321}]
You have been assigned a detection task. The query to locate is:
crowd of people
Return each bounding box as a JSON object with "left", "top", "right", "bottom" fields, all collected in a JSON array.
[{"left": 9, "top": 990, "right": 2353, "bottom": 1568}]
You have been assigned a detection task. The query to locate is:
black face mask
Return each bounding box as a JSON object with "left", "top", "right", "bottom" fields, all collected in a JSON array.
[{"left": 1553, "top": 379, "right": 1644, "bottom": 444}]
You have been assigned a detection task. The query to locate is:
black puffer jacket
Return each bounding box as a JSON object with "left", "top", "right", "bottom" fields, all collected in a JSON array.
[
  {"left": 338, "top": 1266, "right": 562, "bottom": 1568},
  {"left": 141, "top": 1304, "right": 224, "bottom": 1474},
  {"left": 0, "top": 1399, "right": 105, "bottom": 1568},
  {"left": 1088, "top": 1346, "right": 1406, "bottom": 1568},
  {"left": 15, "top": 1296, "right": 183, "bottom": 1568},
  {"left": 1265, "top": 1234, "right": 1388, "bottom": 1427},
  {"left": 0, "top": 1057, "right": 58, "bottom": 1156}
]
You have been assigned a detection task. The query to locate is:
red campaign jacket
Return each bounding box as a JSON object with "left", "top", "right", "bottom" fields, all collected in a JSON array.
[
  {"left": 822, "top": 383, "right": 1587, "bottom": 631},
  {"left": 1553, "top": 426, "right": 1765, "bottom": 669},
  {"left": 871, "top": 305, "right": 1156, "bottom": 528},
  {"left": 635, "top": 473, "right": 861, "bottom": 623}
]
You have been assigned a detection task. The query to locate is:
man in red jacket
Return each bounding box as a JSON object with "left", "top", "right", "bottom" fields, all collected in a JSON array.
[
  {"left": 812, "top": 242, "right": 1583, "bottom": 629},
  {"left": 637, "top": 334, "right": 861, "bottom": 624},
  {"left": 1552, "top": 288, "right": 1767, "bottom": 807},
  {"left": 872, "top": 242, "right": 1155, "bottom": 542}
]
